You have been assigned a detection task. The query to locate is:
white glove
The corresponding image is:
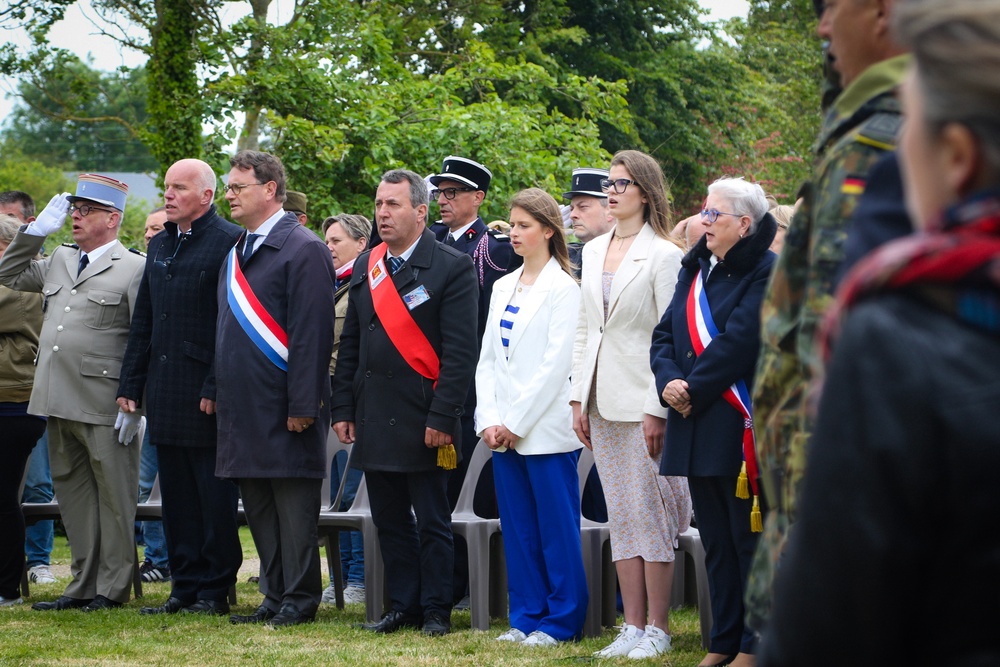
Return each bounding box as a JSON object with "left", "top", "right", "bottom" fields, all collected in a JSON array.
[
  {"left": 27, "top": 193, "right": 71, "bottom": 237},
  {"left": 114, "top": 409, "right": 145, "bottom": 446},
  {"left": 560, "top": 204, "right": 573, "bottom": 229}
]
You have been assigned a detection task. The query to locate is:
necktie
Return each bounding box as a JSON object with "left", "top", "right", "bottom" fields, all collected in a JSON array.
[
  {"left": 77, "top": 253, "right": 89, "bottom": 277},
  {"left": 443, "top": 234, "right": 456, "bottom": 247},
  {"left": 388, "top": 255, "right": 405, "bottom": 275},
  {"left": 242, "top": 233, "right": 259, "bottom": 265}
]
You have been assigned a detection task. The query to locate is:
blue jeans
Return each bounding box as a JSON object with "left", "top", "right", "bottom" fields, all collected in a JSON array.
[
  {"left": 22, "top": 431, "right": 53, "bottom": 568},
  {"left": 137, "top": 432, "right": 169, "bottom": 569},
  {"left": 330, "top": 450, "right": 364, "bottom": 586}
]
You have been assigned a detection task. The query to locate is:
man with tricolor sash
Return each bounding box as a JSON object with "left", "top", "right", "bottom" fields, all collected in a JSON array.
[
  {"left": 332, "top": 168, "right": 478, "bottom": 637},
  {"left": 213, "top": 150, "right": 336, "bottom": 628}
]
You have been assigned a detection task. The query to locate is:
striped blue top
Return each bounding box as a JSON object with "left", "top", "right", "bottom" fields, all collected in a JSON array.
[{"left": 500, "top": 303, "right": 519, "bottom": 356}]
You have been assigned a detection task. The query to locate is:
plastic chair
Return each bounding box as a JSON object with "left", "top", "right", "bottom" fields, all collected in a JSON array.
[
  {"left": 450, "top": 440, "right": 505, "bottom": 630},
  {"left": 316, "top": 434, "right": 385, "bottom": 623},
  {"left": 676, "top": 526, "right": 712, "bottom": 648},
  {"left": 577, "top": 447, "right": 618, "bottom": 637},
  {"left": 317, "top": 431, "right": 351, "bottom": 609}
]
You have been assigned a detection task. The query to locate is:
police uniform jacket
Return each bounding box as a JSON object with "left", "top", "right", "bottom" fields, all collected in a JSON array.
[
  {"left": 331, "top": 228, "right": 479, "bottom": 472},
  {"left": 118, "top": 205, "right": 243, "bottom": 447},
  {"left": 651, "top": 213, "right": 777, "bottom": 477},
  {"left": 0, "top": 231, "right": 144, "bottom": 425},
  {"left": 214, "top": 213, "right": 335, "bottom": 479}
]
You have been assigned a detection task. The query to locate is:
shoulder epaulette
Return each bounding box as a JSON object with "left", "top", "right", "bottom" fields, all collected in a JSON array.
[
  {"left": 487, "top": 229, "right": 511, "bottom": 242},
  {"left": 855, "top": 111, "right": 903, "bottom": 152},
  {"left": 129, "top": 247, "right": 147, "bottom": 257},
  {"left": 61, "top": 242, "right": 79, "bottom": 249}
]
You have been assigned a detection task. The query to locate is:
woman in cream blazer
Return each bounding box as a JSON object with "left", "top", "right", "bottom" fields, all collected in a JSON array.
[
  {"left": 570, "top": 150, "right": 692, "bottom": 659},
  {"left": 475, "top": 189, "right": 587, "bottom": 646}
]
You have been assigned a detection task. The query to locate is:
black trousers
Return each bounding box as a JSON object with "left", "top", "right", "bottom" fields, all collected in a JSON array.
[
  {"left": 367, "top": 468, "right": 453, "bottom": 618},
  {"left": 157, "top": 445, "right": 242, "bottom": 604},
  {"left": 0, "top": 415, "right": 46, "bottom": 599}
]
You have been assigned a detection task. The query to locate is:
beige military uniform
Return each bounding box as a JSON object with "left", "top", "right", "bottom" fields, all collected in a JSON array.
[{"left": 0, "top": 231, "right": 144, "bottom": 603}]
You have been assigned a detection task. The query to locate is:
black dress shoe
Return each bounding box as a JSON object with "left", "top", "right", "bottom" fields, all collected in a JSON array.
[
  {"left": 32, "top": 596, "right": 92, "bottom": 611},
  {"left": 267, "top": 603, "right": 315, "bottom": 627},
  {"left": 81, "top": 595, "right": 124, "bottom": 612},
  {"left": 183, "top": 599, "right": 230, "bottom": 616},
  {"left": 140, "top": 597, "right": 190, "bottom": 615},
  {"left": 361, "top": 610, "right": 422, "bottom": 634},
  {"left": 422, "top": 612, "right": 451, "bottom": 637},
  {"left": 230, "top": 605, "right": 277, "bottom": 625}
]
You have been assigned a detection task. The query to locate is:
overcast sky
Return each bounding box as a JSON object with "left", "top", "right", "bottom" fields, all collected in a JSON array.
[{"left": 0, "top": 0, "right": 750, "bottom": 137}]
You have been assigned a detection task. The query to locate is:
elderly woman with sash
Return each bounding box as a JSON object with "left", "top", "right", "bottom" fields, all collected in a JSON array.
[{"left": 650, "top": 177, "right": 776, "bottom": 667}]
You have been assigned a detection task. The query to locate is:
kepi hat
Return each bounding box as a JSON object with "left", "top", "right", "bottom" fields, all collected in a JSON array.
[
  {"left": 563, "top": 168, "right": 609, "bottom": 200},
  {"left": 429, "top": 156, "right": 492, "bottom": 193},
  {"left": 68, "top": 174, "right": 129, "bottom": 211}
]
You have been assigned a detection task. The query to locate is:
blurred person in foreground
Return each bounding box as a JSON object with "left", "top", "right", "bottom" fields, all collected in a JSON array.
[
  {"left": 760, "top": 0, "right": 1000, "bottom": 664},
  {"left": 651, "top": 177, "right": 777, "bottom": 667}
]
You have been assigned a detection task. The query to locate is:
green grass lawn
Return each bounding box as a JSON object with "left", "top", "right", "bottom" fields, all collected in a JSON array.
[{"left": 1, "top": 527, "right": 708, "bottom": 666}]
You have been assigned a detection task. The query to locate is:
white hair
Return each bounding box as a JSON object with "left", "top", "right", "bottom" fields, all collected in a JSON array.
[{"left": 707, "top": 177, "right": 769, "bottom": 233}]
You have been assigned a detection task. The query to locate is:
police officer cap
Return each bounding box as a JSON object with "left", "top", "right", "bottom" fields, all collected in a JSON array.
[
  {"left": 429, "top": 156, "right": 492, "bottom": 193},
  {"left": 563, "top": 168, "right": 609, "bottom": 200}
]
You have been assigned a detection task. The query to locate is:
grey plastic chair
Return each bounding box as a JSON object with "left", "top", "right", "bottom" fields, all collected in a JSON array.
[
  {"left": 577, "top": 447, "right": 617, "bottom": 637},
  {"left": 676, "top": 526, "right": 712, "bottom": 648},
  {"left": 450, "top": 439, "right": 505, "bottom": 630}
]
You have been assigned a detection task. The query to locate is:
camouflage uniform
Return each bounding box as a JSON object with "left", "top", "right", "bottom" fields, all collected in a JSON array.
[{"left": 746, "top": 54, "right": 910, "bottom": 630}]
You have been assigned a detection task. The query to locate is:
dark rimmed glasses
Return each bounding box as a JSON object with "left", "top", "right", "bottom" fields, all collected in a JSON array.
[
  {"left": 600, "top": 178, "right": 636, "bottom": 194},
  {"left": 223, "top": 182, "right": 265, "bottom": 195},
  {"left": 69, "top": 204, "right": 115, "bottom": 217},
  {"left": 431, "top": 186, "right": 477, "bottom": 200},
  {"left": 701, "top": 208, "right": 743, "bottom": 224}
]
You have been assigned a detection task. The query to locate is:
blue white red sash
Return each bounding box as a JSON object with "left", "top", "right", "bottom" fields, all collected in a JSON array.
[
  {"left": 226, "top": 247, "right": 288, "bottom": 371},
  {"left": 686, "top": 267, "right": 762, "bottom": 530}
]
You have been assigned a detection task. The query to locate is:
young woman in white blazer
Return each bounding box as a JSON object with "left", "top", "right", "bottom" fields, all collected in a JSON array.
[
  {"left": 475, "top": 188, "right": 587, "bottom": 647},
  {"left": 570, "top": 150, "right": 693, "bottom": 659}
]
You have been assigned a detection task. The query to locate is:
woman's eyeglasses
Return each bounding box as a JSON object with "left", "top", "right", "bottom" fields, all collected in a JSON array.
[{"left": 599, "top": 178, "right": 636, "bottom": 194}]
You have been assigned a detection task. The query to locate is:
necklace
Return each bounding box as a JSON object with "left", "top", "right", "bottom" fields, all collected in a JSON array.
[{"left": 613, "top": 230, "right": 640, "bottom": 247}]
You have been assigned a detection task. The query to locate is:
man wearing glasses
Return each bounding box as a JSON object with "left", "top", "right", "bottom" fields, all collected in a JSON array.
[
  {"left": 117, "top": 158, "right": 244, "bottom": 617},
  {"left": 0, "top": 174, "right": 146, "bottom": 611},
  {"left": 428, "top": 156, "right": 519, "bottom": 606},
  {"left": 214, "top": 150, "right": 335, "bottom": 627}
]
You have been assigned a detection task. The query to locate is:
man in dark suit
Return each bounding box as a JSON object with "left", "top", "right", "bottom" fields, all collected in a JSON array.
[
  {"left": 214, "top": 150, "right": 336, "bottom": 627},
  {"left": 117, "top": 158, "right": 244, "bottom": 617},
  {"left": 332, "top": 168, "right": 478, "bottom": 637}
]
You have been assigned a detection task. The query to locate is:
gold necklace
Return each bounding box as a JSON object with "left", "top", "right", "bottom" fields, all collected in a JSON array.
[{"left": 613, "top": 230, "right": 639, "bottom": 247}]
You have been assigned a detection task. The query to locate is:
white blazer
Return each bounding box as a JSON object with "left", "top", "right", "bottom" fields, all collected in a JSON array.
[
  {"left": 475, "top": 257, "right": 582, "bottom": 456},
  {"left": 570, "top": 223, "right": 683, "bottom": 421}
]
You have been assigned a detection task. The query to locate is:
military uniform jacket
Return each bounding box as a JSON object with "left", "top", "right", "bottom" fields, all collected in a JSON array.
[
  {"left": 331, "top": 228, "right": 479, "bottom": 473},
  {"left": 651, "top": 215, "right": 777, "bottom": 477},
  {"left": 752, "top": 54, "right": 909, "bottom": 516},
  {"left": 0, "top": 231, "right": 144, "bottom": 425},
  {"left": 431, "top": 217, "right": 519, "bottom": 341},
  {"left": 214, "top": 213, "right": 336, "bottom": 479},
  {"left": 118, "top": 205, "right": 243, "bottom": 447},
  {"left": 0, "top": 285, "right": 43, "bottom": 403}
]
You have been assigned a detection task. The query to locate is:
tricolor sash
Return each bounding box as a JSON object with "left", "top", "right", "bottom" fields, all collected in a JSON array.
[
  {"left": 226, "top": 247, "right": 289, "bottom": 371},
  {"left": 685, "top": 267, "right": 762, "bottom": 532},
  {"left": 367, "top": 243, "right": 456, "bottom": 469}
]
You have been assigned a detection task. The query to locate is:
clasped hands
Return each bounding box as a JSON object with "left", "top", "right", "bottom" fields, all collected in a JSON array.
[
  {"left": 662, "top": 379, "right": 692, "bottom": 418},
  {"left": 483, "top": 425, "right": 520, "bottom": 450}
]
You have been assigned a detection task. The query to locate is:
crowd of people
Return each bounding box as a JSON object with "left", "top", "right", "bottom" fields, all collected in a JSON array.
[{"left": 2, "top": 0, "right": 1000, "bottom": 664}]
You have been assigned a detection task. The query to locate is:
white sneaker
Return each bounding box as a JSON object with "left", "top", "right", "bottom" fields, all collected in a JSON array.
[
  {"left": 320, "top": 584, "right": 338, "bottom": 604},
  {"left": 27, "top": 564, "right": 56, "bottom": 584},
  {"left": 495, "top": 627, "right": 527, "bottom": 643},
  {"left": 343, "top": 585, "right": 366, "bottom": 604},
  {"left": 626, "top": 624, "right": 672, "bottom": 658},
  {"left": 522, "top": 630, "right": 559, "bottom": 647},
  {"left": 0, "top": 596, "right": 23, "bottom": 607},
  {"left": 593, "top": 623, "right": 644, "bottom": 657}
]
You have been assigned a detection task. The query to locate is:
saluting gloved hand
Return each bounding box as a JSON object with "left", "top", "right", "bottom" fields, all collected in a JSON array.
[
  {"left": 115, "top": 409, "right": 145, "bottom": 446},
  {"left": 27, "top": 193, "right": 72, "bottom": 237},
  {"left": 560, "top": 204, "right": 573, "bottom": 230}
]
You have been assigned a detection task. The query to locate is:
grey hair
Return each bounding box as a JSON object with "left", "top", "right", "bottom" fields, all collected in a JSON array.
[
  {"left": 381, "top": 169, "right": 428, "bottom": 208},
  {"left": 894, "top": 0, "right": 1000, "bottom": 178},
  {"left": 707, "top": 177, "right": 769, "bottom": 233},
  {"left": 0, "top": 213, "right": 20, "bottom": 243},
  {"left": 322, "top": 213, "right": 372, "bottom": 244}
]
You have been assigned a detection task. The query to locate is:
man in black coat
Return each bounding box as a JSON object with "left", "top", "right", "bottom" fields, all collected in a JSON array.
[
  {"left": 332, "top": 169, "right": 478, "bottom": 637},
  {"left": 117, "top": 159, "right": 244, "bottom": 616}
]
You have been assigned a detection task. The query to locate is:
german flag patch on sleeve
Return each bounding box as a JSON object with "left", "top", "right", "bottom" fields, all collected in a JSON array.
[{"left": 841, "top": 176, "right": 866, "bottom": 195}]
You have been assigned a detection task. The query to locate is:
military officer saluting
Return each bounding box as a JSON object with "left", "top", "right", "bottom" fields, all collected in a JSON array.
[{"left": 0, "top": 174, "right": 146, "bottom": 612}]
